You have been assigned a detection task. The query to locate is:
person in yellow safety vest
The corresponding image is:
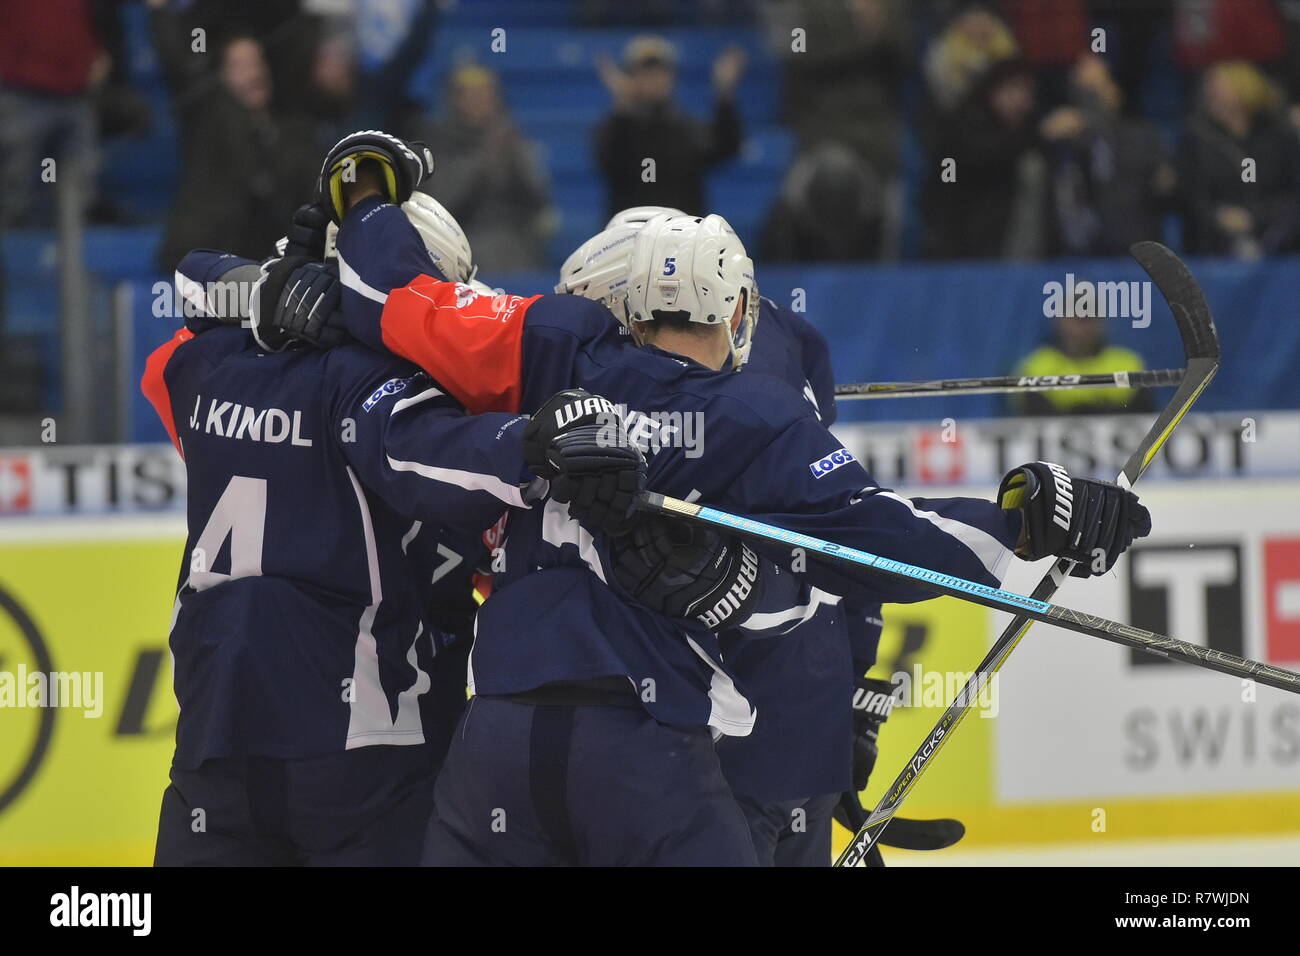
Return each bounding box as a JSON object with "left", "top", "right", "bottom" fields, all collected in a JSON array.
[{"left": 1011, "top": 310, "right": 1155, "bottom": 415}]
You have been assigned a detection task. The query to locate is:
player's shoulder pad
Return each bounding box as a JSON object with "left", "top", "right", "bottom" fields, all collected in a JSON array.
[
  {"left": 524, "top": 292, "right": 625, "bottom": 342},
  {"left": 320, "top": 342, "right": 451, "bottom": 415},
  {"left": 761, "top": 295, "right": 828, "bottom": 346},
  {"left": 322, "top": 341, "right": 427, "bottom": 391},
  {"left": 691, "top": 361, "right": 811, "bottom": 434}
]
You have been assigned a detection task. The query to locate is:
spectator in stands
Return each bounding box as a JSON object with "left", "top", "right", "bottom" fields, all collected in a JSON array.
[
  {"left": 1011, "top": 304, "right": 1153, "bottom": 416},
  {"left": 764, "top": 0, "right": 910, "bottom": 184},
  {"left": 760, "top": 141, "right": 882, "bottom": 261},
  {"left": 1041, "top": 54, "right": 1177, "bottom": 255},
  {"left": 150, "top": 6, "right": 320, "bottom": 271},
  {"left": 1172, "top": 0, "right": 1285, "bottom": 73},
  {"left": 0, "top": 0, "right": 107, "bottom": 227},
  {"left": 351, "top": 0, "right": 439, "bottom": 135},
  {"left": 150, "top": 0, "right": 343, "bottom": 119},
  {"left": 997, "top": 0, "right": 1089, "bottom": 106},
  {"left": 1087, "top": 0, "right": 1170, "bottom": 118},
  {"left": 594, "top": 35, "right": 746, "bottom": 218},
  {"left": 922, "top": 57, "right": 1046, "bottom": 259},
  {"left": 1180, "top": 61, "right": 1300, "bottom": 258},
  {"left": 412, "top": 64, "right": 554, "bottom": 273},
  {"left": 922, "top": 2, "right": 1018, "bottom": 114}
]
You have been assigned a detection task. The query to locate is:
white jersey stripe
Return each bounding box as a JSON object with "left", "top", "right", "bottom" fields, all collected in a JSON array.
[
  {"left": 400, "top": 519, "right": 422, "bottom": 554},
  {"left": 742, "top": 587, "right": 842, "bottom": 635},
  {"left": 344, "top": 465, "right": 427, "bottom": 747},
  {"left": 392, "top": 386, "right": 443, "bottom": 415},
  {"left": 540, "top": 498, "right": 607, "bottom": 584},
  {"left": 337, "top": 251, "right": 390, "bottom": 304},
  {"left": 385, "top": 454, "right": 525, "bottom": 507},
  {"left": 685, "top": 636, "right": 755, "bottom": 737},
  {"left": 874, "top": 489, "right": 1014, "bottom": 582}
]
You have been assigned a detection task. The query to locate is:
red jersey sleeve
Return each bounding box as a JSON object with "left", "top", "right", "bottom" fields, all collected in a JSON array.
[
  {"left": 141, "top": 327, "right": 193, "bottom": 457},
  {"left": 380, "top": 278, "right": 541, "bottom": 415}
]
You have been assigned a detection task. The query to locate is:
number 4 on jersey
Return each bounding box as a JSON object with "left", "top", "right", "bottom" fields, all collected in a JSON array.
[{"left": 190, "top": 476, "right": 267, "bottom": 590}]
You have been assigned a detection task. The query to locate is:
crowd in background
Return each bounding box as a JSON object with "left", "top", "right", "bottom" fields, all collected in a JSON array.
[
  {"left": 4, "top": 0, "right": 1300, "bottom": 273},
  {"left": 762, "top": 0, "right": 1300, "bottom": 262}
]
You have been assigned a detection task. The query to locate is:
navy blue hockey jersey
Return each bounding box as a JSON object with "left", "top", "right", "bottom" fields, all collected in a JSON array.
[
  {"left": 716, "top": 298, "right": 873, "bottom": 800},
  {"left": 142, "top": 250, "right": 536, "bottom": 767},
  {"left": 744, "top": 296, "right": 838, "bottom": 428},
  {"left": 330, "top": 200, "right": 1022, "bottom": 739}
]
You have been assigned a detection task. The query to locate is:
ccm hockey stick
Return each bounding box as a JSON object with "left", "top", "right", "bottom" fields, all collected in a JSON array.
[
  {"left": 831, "top": 240, "right": 1223, "bottom": 866},
  {"left": 833, "top": 794, "right": 965, "bottom": 864},
  {"left": 835, "top": 368, "right": 1183, "bottom": 400}
]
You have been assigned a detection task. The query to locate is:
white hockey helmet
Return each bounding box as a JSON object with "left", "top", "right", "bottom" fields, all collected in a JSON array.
[
  {"left": 604, "top": 205, "right": 686, "bottom": 231},
  {"left": 401, "top": 191, "right": 476, "bottom": 284},
  {"left": 625, "top": 213, "right": 759, "bottom": 370},
  {"left": 554, "top": 224, "right": 640, "bottom": 320},
  {"left": 556, "top": 208, "right": 687, "bottom": 320}
]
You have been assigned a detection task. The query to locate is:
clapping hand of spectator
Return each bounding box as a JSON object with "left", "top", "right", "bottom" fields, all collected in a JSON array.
[
  {"left": 596, "top": 53, "right": 631, "bottom": 105},
  {"left": 1216, "top": 205, "right": 1254, "bottom": 236},
  {"left": 1152, "top": 162, "right": 1177, "bottom": 198},
  {"left": 1040, "top": 105, "right": 1087, "bottom": 141},
  {"left": 712, "top": 46, "right": 747, "bottom": 99}
]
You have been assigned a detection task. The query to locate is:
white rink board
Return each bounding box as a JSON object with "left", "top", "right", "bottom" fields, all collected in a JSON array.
[
  {"left": 894, "top": 834, "right": 1300, "bottom": 867},
  {"left": 981, "top": 480, "right": 1300, "bottom": 802}
]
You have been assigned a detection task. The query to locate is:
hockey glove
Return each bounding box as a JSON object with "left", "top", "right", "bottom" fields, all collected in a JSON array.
[
  {"left": 611, "top": 515, "right": 762, "bottom": 629},
  {"left": 248, "top": 255, "right": 311, "bottom": 351},
  {"left": 272, "top": 260, "right": 347, "bottom": 349},
  {"left": 523, "top": 389, "right": 646, "bottom": 535},
  {"left": 317, "top": 130, "right": 435, "bottom": 223},
  {"left": 999, "top": 460, "right": 1151, "bottom": 577},
  {"left": 280, "top": 202, "right": 332, "bottom": 260},
  {"left": 851, "top": 676, "right": 898, "bottom": 792}
]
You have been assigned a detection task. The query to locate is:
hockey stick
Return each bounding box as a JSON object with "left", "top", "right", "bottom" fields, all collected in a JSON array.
[
  {"left": 831, "top": 240, "right": 1222, "bottom": 866},
  {"left": 835, "top": 368, "right": 1182, "bottom": 400},
  {"left": 834, "top": 794, "right": 965, "bottom": 851},
  {"left": 639, "top": 488, "right": 1297, "bottom": 693}
]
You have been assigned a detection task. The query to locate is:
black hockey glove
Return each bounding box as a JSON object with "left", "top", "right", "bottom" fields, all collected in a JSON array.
[
  {"left": 248, "top": 255, "right": 311, "bottom": 351},
  {"left": 317, "top": 130, "right": 435, "bottom": 223},
  {"left": 281, "top": 202, "right": 332, "bottom": 259},
  {"left": 851, "top": 676, "right": 898, "bottom": 793},
  {"left": 523, "top": 389, "right": 646, "bottom": 535},
  {"left": 272, "top": 260, "right": 346, "bottom": 349},
  {"left": 999, "top": 460, "right": 1151, "bottom": 578},
  {"left": 611, "top": 515, "right": 762, "bottom": 628}
]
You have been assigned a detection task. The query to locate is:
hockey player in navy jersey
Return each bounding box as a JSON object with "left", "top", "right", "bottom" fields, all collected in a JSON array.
[
  {"left": 279, "top": 157, "right": 1150, "bottom": 865},
  {"left": 558, "top": 210, "right": 880, "bottom": 865},
  {"left": 141, "top": 132, "right": 642, "bottom": 865}
]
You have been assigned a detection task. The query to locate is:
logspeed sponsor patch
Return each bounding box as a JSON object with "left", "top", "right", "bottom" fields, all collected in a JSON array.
[
  {"left": 809, "top": 447, "right": 856, "bottom": 479},
  {"left": 362, "top": 375, "right": 417, "bottom": 412}
]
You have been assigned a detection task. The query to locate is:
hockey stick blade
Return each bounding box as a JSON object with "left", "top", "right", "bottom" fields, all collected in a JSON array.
[
  {"left": 835, "top": 793, "right": 966, "bottom": 850},
  {"left": 881, "top": 815, "right": 965, "bottom": 850}
]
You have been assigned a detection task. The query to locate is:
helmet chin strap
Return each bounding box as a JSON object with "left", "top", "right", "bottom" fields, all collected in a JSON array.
[{"left": 726, "top": 286, "right": 758, "bottom": 371}]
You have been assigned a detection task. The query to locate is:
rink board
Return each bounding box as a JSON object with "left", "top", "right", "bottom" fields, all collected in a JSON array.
[{"left": 1, "top": 482, "right": 1298, "bottom": 865}]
